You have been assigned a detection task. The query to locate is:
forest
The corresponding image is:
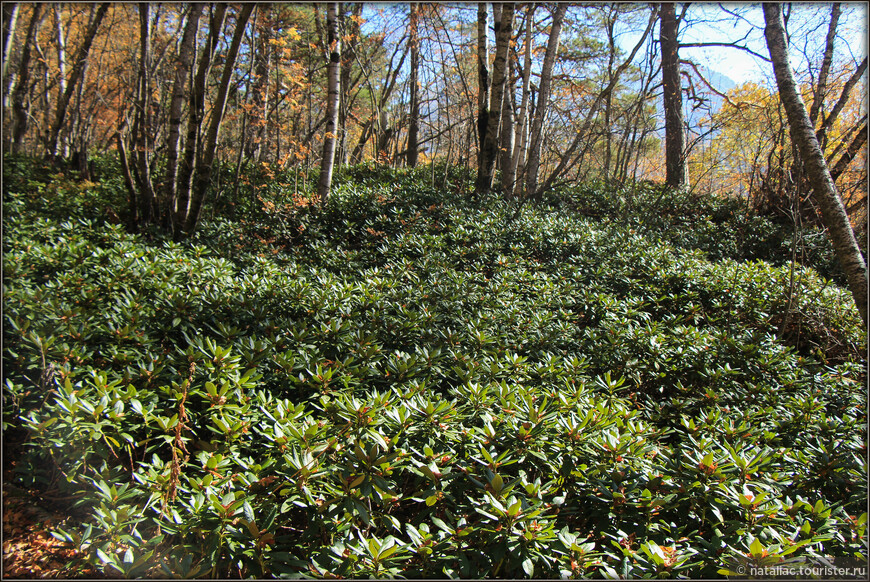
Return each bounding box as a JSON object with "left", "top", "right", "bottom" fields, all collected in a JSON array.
[{"left": 1, "top": 2, "right": 868, "bottom": 578}]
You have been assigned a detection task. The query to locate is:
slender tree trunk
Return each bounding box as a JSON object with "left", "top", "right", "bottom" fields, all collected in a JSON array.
[
  {"left": 508, "top": 4, "right": 534, "bottom": 199},
  {"left": 660, "top": 3, "right": 686, "bottom": 190},
  {"left": 808, "top": 3, "right": 840, "bottom": 129},
  {"left": 406, "top": 3, "right": 420, "bottom": 167},
  {"left": 475, "top": 3, "right": 490, "bottom": 173},
  {"left": 817, "top": 57, "right": 867, "bottom": 149},
  {"left": 9, "top": 4, "right": 41, "bottom": 153},
  {"left": 498, "top": 19, "right": 515, "bottom": 192},
  {"left": 829, "top": 122, "right": 867, "bottom": 183},
  {"left": 0, "top": 2, "right": 19, "bottom": 93},
  {"left": 163, "top": 3, "right": 202, "bottom": 233},
  {"left": 338, "top": 3, "right": 360, "bottom": 166},
  {"left": 45, "top": 2, "right": 108, "bottom": 160},
  {"left": 602, "top": 12, "right": 616, "bottom": 181},
  {"left": 185, "top": 3, "right": 254, "bottom": 233},
  {"left": 476, "top": 3, "right": 513, "bottom": 194},
  {"left": 134, "top": 3, "right": 158, "bottom": 223},
  {"left": 317, "top": 2, "right": 341, "bottom": 205},
  {"left": 174, "top": 3, "right": 227, "bottom": 237},
  {"left": 245, "top": 4, "right": 271, "bottom": 161},
  {"left": 1, "top": 1, "right": 18, "bottom": 107},
  {"left": 524, "top": 3, "right": 566, "bottom": 201},
  {"left": 51, "top": 4, "right": 67, "bottom": 158},
  {"left": 763, "top": 4, "right": 868, "bottom": 327}
]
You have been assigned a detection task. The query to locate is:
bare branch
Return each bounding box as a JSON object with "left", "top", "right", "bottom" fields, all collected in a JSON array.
[
  {"left": 680, "top": 58, "right": 746, "bottom": 111},
  {"left": 677, "top": 41, "right": 771, "bottom": 62}
]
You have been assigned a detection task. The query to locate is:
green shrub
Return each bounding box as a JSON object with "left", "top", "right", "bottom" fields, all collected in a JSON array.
[{"left": 3, "top": 159, "right": 865, "bottom": 577}]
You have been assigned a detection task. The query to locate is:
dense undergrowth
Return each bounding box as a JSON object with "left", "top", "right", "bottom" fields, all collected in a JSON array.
[{"left": 3, "top": 155, "right": 867, "bottom": 578}]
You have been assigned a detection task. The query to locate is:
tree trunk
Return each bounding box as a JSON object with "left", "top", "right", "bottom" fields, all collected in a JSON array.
[
  {"left": 173, "top": 3, "right": 228, "bottom": 237},
  {"left": 9, "top": 4, "right": 41, "bottom": 153},
  {"left": 45, "top": 2, "right": 109, "bottom": 160},
  {"left": 51, "top": 4, "right": 68, "bottom": 158},
  {"left": 497, "top": 11, "right": 515, "bottom": 192},
  {"left": 134, "top": 3, "right": 158, "bottom": 224},
  {"left": 829, "top": 122, "right": 867, "bottom": 183},
  {"left": 2, "top": 1, "right": 20, "bottom": 111},
  {"left": 476, "top": 3, "right": 513, "bottom": 194},
  {"left": 317, "top": 2, "right": 341, "bottom": 205},
  {"left": 406, "top": 3, "right": 420, "bottom": 167},
  {"left": 338, "top": 3, "right": 361, "bottom": 166},
  {"left": 507, "top": 4, "right": 534, "bottom": 199},
  {"left": 184, "top": 3, "right": 254, "bottom": 234},
  {"left": 602, "top": 12, "right": 617, "bottom": 181},
  {"left": 245, "top": 4, "right": 272, "bottom": 161},
  {"left": 475, "top": 3, "right": 490, "bottom": 173},
  {"left": 763, "top": 4, "right": 868, "bottom": 327},
  {"left": 808, "top": 3, "right": 840, "bottom": 130},
  {"left": 163, "top": 3, "right": 202, "bottom": 233},
  {"left": 523, "top": 3, "right": 566, "bottom": 201},
  {"left": 660, "top": 3, "right": 686, "bottom": 190}
]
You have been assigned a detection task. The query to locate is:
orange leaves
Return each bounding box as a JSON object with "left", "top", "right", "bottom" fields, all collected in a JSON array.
[{"left": 2, "top": 491, "right": 103, "bottom": 579}]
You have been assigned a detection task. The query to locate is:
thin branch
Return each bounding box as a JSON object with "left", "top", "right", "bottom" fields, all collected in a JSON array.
[
  {"left": 678, "top": 41, "right": 771, "bottom": 62},
  {"left": 680, "top": 59, "right": 747, "bottom": 110}
]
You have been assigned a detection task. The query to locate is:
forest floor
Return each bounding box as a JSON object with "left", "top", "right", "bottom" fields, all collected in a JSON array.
[{"left": 2, "top": 434, "right": 103, "bottom": 579}]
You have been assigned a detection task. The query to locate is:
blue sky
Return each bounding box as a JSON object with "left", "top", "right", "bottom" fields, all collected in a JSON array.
[
  {"left": 610, "top": 3, "right": 868, "bottom": 90},
  {"left": 677, "top": 3, "right": 868, "bottom": 87}
]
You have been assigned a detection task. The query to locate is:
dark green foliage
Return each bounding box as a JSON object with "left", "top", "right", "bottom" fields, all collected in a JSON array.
[
  {"left": 548, "top": 179, "right": 846, "bottom": 284},
  {"left": 3, "top": 158, "right": 866, "bottom": 577}
]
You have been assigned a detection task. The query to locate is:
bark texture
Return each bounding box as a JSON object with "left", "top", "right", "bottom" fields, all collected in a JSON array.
[
  {"left": 523, "top": 3, "right": 566, "bottom": 201},
  {"left": 506, "top": 4, "right": 535, "bottom": 199},
  {"left": 9, "top": 4, "right": 42, "bottom": 153},
  {"left": 476, "top": 3, "right": 514, "bottom": 194},
  {"left": 163, "top": 3, "right": 203, "bottom": 232},
  {"left": 763, "top": 4, "right": 868, "bottom": 327},
  {"left": 45, "top": 3, "right": 109, "bottom": 159},
  {"left": 173, "top": 3, "right": 228, "bottom": 236},
  {"left": 186, "top": 3, "right": 254, "bottom": 232},
  {"left": 660, "top": 3, "right": 686, "bottom": 190},
  {"left": 317, "top": 2, "right": 341, "bottom": 205},
  {"left": 475, "top": 3, "right": 491, "bottom": 174},
  {"left": 406, "top": 3, "right": 420, "bottom": 168}
]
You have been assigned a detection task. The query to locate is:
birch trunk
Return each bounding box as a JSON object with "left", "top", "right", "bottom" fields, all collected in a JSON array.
[
  {"left": 498, "top": 16, "right": 515, "bottom": 192},
  {"left": 163, "top": 3, "right": 202, "bottom": 233},
  {"left": 507, "top": 5, "right": 534, "bottom": 199},
  {"left": 1, "top": 2, "right": 18, "bottom": 107},
  {"left": 185, "top": 3, "right": 254, "bottom": 233},
  {"left": 317, "top": 2, "right": 341, "bottom": 205},
  {"left": 173, "top": 3, "right": 227, "bottom": 237},
  {"left": 763, "top": 3, "right": 868, "bottom": 327},
  {"left": 45, "top": 2, "right": 108, "bottom": 160},
  {"left": 51, "top": 4, "right": 67, "bottom": 157},
  {"left": 134, "top": 4, "right": 157, "bottom": 223},
  {"left": 476, "top": 3, "right": 513, "bottom": 194},
  {"left": 475, "top": 3, "right": 490, "bottom": 172},
  {"left": 523, "top": 3, "right": 566, "bottom": 201}
]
